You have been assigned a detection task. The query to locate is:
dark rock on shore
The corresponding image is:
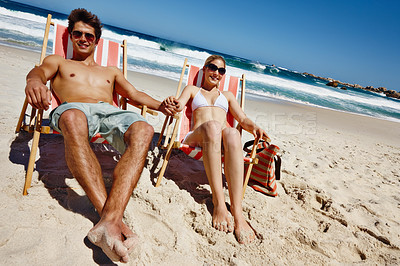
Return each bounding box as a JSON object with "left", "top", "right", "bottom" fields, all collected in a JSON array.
[
  {"left": 303, "top": 72, "right": 400, "bottom": 100},
  {"left": 326, "top": 81, "right": 338, "bottom": 87},
  {"left": 363, "top": 86, "right": 400, "bottom": 99},
  {"left": 385, "top": 90, "right": 400, "bottom": 99}
]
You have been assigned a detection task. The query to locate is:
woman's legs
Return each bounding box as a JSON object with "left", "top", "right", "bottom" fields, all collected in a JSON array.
[
  {"left": 183, "top": 121, "right": 232, "bottom": 232},
  {"left": 222, "top": 128, "right": 255, "bottom": 244}
]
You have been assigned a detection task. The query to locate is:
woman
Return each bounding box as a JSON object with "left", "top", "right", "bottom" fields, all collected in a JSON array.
[{"left": 164, "top": 55, "right": 270, "bottom": 244}]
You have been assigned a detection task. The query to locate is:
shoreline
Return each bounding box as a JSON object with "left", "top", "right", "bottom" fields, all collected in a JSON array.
[
  {"left": 1, "top": 44, "right": 400, "bottom": 265},
  {"left": 245, "top": 90, "right": 400, "bottom": 124},
  {"left": 112, "top": 62, "right": 400, "bottom": 125},
  {"left": 3, "top": 42, "right": 399, "bottom": 124},
  {"left": 4, "top": 43, "right": 398, "bottom": 146}
]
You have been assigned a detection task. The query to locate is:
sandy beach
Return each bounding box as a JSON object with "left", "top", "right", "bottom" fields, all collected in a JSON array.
[{"left": 1, "top": 44, "right": 400, "bottom": 265}]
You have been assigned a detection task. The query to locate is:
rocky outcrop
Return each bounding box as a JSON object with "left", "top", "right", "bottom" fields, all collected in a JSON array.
[
  {"left": 303, "top": 72, "right": 400, "bottom": 100},
  {"left": 363, "top": 86, "right": 400, "bottom": 99},
  {"left": 385, "top": 90, "right": 400, "bottom": 99},
  {"left": 326, "top": 81, "right": 338, "bottom": 87}
]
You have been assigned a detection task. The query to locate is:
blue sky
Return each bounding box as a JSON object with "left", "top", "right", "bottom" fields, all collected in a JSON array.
[{"left": 13, "top": 0, "right": 400, "bottom": 91}]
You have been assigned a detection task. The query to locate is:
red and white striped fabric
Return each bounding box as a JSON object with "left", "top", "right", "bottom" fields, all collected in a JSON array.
[
  {"left": 175, "top": 65, "right": 251, "bottom": 162},
  {"left": 245, "top": 142, "right": 280, "bottom": 197},
  {"left": 48, "top": 24, "right": 122, "bottom": 144}
]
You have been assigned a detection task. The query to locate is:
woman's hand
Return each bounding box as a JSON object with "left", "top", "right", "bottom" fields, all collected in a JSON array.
[
  {"left": 252, "top": 127, "right": 271, "bottom": 142},
  {"left": 163, "top": 96, "right": 182, "bottom": 112}
]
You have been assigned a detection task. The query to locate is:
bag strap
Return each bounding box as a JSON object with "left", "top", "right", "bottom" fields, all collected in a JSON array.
[
  {"left": 274, "top": 155, "right": 281, "bottom": 181},
  {"left": 243, "top": 139, "right": 267, "bottom": 154}
]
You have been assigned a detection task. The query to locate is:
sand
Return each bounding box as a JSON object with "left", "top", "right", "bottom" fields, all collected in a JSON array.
[{"left": 1, "top": 44, "right": 400, "bottom": 265}]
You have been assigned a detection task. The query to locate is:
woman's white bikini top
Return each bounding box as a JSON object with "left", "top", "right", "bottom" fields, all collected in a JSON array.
[{"left": 191, "top": 88, "right": 229, "bottom": 113}]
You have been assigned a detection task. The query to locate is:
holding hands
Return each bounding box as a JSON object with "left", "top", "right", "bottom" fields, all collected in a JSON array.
[{"left": 160, "top": 96, "right": 181, "bottom": 116}]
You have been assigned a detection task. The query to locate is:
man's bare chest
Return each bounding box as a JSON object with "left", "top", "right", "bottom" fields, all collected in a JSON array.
[{"left": 56, "top": 61, "right": 115, "bottom": 87}]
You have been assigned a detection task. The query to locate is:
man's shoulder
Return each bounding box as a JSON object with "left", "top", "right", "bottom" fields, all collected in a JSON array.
[
  {"left": 102, "top": 65, "right": 121, "bottom": 76},
  {"left": 45, "top": 54, "right": 65, "bottom": 61},
  {"left": 104, "top": 65, "right": 120, "bottom": 71},
  {"left": 42, "top": 54, "right": 65, "bottom": 65}
]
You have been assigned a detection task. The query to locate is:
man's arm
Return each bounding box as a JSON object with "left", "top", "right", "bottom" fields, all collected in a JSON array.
[
  {"left": 25, "top": 55, "right": 62, "bottom": 110},
  {"left": 114, "top": 69, "right": 175, "bottom": 116}
]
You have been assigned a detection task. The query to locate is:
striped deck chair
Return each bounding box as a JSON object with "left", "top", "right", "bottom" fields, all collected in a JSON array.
[
  {"left": 156, "top": 59, "right": 260, "bottom": 199},
  {"left": 16, "top": 14, "right": 156, "bottom": 195}
]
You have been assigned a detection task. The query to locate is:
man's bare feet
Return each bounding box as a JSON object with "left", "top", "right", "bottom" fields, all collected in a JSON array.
[
  {"left": 234, "top": 215, "right": 256, "bottom": 244},
  {"left": 87, "top": 221, "right": 129, "bottom": 263},
  {"left": 212, "top": 204, "right": 234, "bottom": 233},
  {"left": 121, "top": 222, "right": 140, "bottom": 253}
]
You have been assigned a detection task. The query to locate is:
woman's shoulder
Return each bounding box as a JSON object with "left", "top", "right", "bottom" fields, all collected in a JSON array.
[
  {"left": 183, "top": 85, "right": 200, "bottom": 94},
  {"left": 185, "top": 84, "right": 199, "bottom": 90},
  {"left": 221, "top": 90, "right": 235, "bottom": 100},
  {"left": 178, "top": 85, "right": 200, "bottom": 101}
]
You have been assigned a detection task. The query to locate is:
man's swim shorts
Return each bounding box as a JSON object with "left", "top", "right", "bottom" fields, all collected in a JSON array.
[{"left": 49, "top": 101, "right": 147, "bottom": 154}]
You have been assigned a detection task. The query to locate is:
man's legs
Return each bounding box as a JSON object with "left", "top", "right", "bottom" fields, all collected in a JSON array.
[
  {"left": 87, "top": 120, "right": 153, "bottom": 263},
  {"left": 59, "top": 109, "right": 153, "bottom": 262},
  {"left": 58, "top": 109, "right": 107, "bottom": 214}
]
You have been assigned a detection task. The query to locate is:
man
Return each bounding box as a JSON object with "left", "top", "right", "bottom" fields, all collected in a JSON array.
[{"left": 25, "top": 8, "right": 175, "bottom": 263}]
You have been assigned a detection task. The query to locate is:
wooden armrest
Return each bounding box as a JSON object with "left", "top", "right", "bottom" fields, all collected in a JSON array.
[
  {"left": 21, "top": 125, "right": 52, "bottom": 134},
  {"left": 126, "top": 100, "right": 158, "bottom": 116}
]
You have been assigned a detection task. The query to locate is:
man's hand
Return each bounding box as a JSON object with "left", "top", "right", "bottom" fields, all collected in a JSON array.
[
  {"left": 163, "top": 96, "right": 182, "bottom": 111},
  {"left": 25, "top": 79, "right": 52, "bottom": 110},
  {"left": 159, "top": 101, "right": 177, "bottom": 116},
  {"left": 160, "top": 96, "right": 181, "bottom": 116}
]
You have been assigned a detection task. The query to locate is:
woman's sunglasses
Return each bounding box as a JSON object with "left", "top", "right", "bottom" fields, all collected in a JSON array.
[
  {"left": 206, "top": 63, "right": 226, "bottom": 75},
  {"left": 71, "top": 30, "right": 96, "bottom": 43}
]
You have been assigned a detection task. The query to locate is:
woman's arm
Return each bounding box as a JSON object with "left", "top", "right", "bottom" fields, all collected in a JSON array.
[
  {"left": 163, "top": 85, "right": 197, "bottom": 112},
  {"left": 225, "top": 91, "right": 271, "bottom": 142}
]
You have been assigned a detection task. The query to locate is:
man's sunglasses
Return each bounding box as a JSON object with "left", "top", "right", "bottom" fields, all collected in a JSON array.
[
  {"left": 71, "top": 30, "right": 96, "bottom": 43},
  {"left": 205, "top": 63, "right": 226, "bottom": 75}
]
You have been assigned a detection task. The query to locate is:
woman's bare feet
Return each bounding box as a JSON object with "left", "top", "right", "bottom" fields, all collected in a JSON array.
[
  {"left": 233, "top": 214, "right": 256, "bottom": 244},
  {"left": 212, "top": 203, "right": 234, "bottom": 233}
]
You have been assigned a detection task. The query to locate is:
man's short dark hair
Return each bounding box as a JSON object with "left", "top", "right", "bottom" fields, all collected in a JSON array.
[{"left": 68, "top": 8, "right": 102, "bottom": 40}]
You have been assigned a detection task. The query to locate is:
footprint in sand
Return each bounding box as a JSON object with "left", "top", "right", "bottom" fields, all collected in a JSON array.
[
  {"left": 131, "top": 211, "right": 178, "bottom": 251},
  {"left": 318, "top": 220, "right": 331, "bottom": 233}
]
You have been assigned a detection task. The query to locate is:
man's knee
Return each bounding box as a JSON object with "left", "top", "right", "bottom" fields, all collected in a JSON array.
[
  {"left": 124, "top": 121, "right": 154, "bottom": 145},
  {"left": 59, "top": 109, "right": 88, "bottom": 137}
]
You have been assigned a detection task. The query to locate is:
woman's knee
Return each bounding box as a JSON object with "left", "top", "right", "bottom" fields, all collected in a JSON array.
[
  {"left": 201, "top": 120, "right": 222, "bottom": 141},
  {"left": 222, "top": 128, "right": 241, "bottom": 150}
]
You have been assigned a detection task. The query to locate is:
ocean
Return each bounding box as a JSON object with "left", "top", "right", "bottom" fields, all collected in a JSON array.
[{"left": 1, "top": 0, "right": 400, "bottom": 123}]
